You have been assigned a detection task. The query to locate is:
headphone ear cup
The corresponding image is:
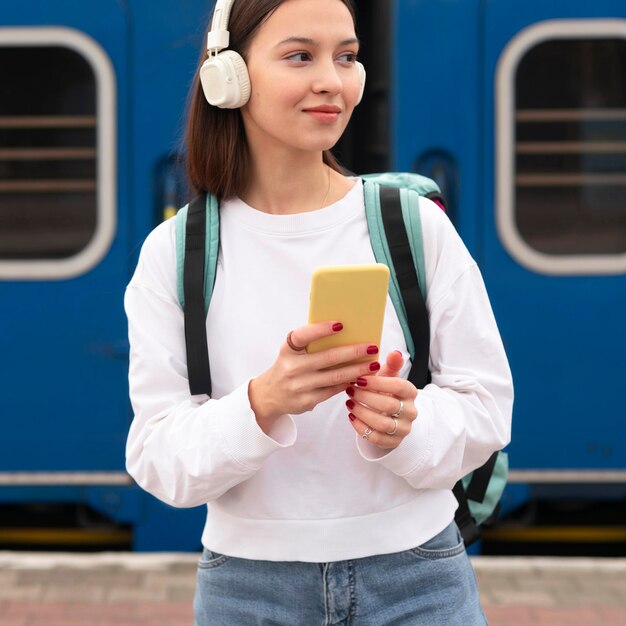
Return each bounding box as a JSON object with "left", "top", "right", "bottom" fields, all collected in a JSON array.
[
  {"left": 200, "top": 49, "right": 251, "bottom": 109},
  {"left": 355, "top": 61, "right": 366, "bottom": 105}
]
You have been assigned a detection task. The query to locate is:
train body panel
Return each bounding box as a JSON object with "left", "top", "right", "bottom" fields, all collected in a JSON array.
[
  {"left": 394, "top": 0, "right": 626, "bottom": 474},
  {"left": 1, "top": 1, "right": 131, "bottom": 473},
  {"left": 0, "top": 0, "right": 624, "bottom": 550},
  {"left": 481, "top": 0, "right": 626, "bottom": 471}
]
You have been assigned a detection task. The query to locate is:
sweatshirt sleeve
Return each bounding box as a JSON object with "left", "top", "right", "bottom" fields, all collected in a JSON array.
[
  {"left": 124, "top": 221, "right": 296, "bottom": 508},
  {"left": 357, "top": 199, "right": 513, "bottom": 489}
]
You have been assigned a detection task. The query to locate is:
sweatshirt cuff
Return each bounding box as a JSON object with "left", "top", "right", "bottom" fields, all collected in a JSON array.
[
  {"left": 356, "top": 403, "right": 432, "bottom": 477},
  {"left": 212, "top": 381, "right": 297, "bottom": 471}
]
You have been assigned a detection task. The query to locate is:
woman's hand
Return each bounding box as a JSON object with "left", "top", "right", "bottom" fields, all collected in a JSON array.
[
  {"left": 249, "top": 321, "right": 383, "bottom": 434},
  {"left": 345, "top": 351, "right": 419, "bottom": 450}
]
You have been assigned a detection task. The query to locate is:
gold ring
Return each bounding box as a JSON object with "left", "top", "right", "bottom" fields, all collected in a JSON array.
[{"left": 286, "top": 331, "right": 306, "bottom": 352}]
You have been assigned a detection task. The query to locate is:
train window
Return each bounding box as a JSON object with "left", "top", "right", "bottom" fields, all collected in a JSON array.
[
  {"left": 0, "top": 28, "right": 115, "bottom": 279},
  {"left": 496, "top": 21, "right": 626, "bottom": 274}
]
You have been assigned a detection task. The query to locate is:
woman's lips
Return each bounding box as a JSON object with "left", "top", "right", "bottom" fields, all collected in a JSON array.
[{"left": 303, "top": 106, "right": 341, "bottom": 123}]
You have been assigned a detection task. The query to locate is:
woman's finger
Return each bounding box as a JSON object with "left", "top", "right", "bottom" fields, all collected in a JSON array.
[
  {"left": 346, "top": 386, "right": 416, "bottom": 422},
  {"left": 377, "top": 350, "right": 404, "bottom": 377},
  {"left": 346, "top": 397, "right": 412, "bottom": 436},
  {"left": 308, "top": 359, "right": 382, "bottom": 390},
  {"left": 352, "top": 374, "right": 419, "bottom": 400},
  {"left": 285, "top": 323, "right": 383, "bottom": 370},
  {"left": 348, "top": 413, "right": 401, "bottom": 450},
  {"left": 283, "top": 321, "right": 344, "bottom": 353}
]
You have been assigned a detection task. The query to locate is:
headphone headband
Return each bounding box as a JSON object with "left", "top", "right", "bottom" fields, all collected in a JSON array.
[{"left": 206, "top": 0, "right": 236, "bottom": 53}]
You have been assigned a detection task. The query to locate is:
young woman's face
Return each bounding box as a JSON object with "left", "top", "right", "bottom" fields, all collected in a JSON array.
[{"left": 241, "top": 0, "right": 361, "bottom": 159}]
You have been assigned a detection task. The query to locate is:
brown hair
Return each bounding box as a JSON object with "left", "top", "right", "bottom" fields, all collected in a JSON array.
[{"left": 185, "top": 0, "right": 357, "bottom": 199}]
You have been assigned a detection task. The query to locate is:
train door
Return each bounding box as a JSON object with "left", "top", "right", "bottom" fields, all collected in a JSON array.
[
  {"left": 482, "top": 2, "right": 626, "bottom": 475},
  {"left": 0, "top": 4, "right": 130, "bottom": 480}
]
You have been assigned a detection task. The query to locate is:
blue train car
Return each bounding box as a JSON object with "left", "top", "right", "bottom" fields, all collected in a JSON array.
[
  {"left": 0, "top": 0, "right": 213, "bottom": 550},
  {"left": 389, "top": 0, "right": 626, "bottom": 552},
  {"left": 0, "top": 0, "right": 624, "bottom": 551}
]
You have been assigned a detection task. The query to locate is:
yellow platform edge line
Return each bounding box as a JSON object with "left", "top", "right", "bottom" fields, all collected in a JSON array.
[
  {"left": 483, "top": 526, "right": 626, "bottom": 542},
  {"left": 0, "top": 528, "right": 132, "bottom": 545}
]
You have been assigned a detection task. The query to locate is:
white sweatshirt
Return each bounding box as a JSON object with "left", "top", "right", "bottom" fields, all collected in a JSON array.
[{"left": 125, "top": 179, "right": 513, "bottom": 562}]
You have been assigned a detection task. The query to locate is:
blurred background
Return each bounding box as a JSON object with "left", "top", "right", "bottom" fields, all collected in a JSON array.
[{"left": 0, "top": 0, "right": 624, "bottom": 557}]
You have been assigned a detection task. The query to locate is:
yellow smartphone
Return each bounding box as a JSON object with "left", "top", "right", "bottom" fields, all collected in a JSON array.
[{"left": 307, "top": 263, "right": 390, "bottom": 363}]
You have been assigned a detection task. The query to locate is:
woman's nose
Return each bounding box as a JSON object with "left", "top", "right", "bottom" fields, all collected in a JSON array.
[{"left": 312, "top": 60, "right": 343, "bottom": 94}]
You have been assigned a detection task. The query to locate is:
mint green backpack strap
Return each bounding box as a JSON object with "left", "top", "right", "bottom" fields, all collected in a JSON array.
[
  {"left": 363, "top": 179, "right": 429, "bottom": 361},
  {"left": 174, "top": 193, "right": 220, "bottom": 313},
  {"left": 363, "top": 171, "right": 437, "bottom": 303},
  {"left": 461, "top": 451, "right": 509, "bottom": 526},
  {"left": 400, "top": 188, "right": 427, "bottom": 306},
  {"left": 362, "top": 171, "right": 441, "bottom": 198}
]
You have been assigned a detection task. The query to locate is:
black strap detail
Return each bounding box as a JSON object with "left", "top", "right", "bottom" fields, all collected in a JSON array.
[
  {"left": 183, "top": 193, "right": 212, "bottom": 396},
  {"left": 379, "top": 185, "right": 486, "bottom": 546},
  {"left": 453, "top": 482, "right": 482, "bottom": 546},
  {"left": 465, "top": 451, "right": 499, "bottom": 503},
  {"left": 378, "top": 186, "right": 430, "bottom": 388}
]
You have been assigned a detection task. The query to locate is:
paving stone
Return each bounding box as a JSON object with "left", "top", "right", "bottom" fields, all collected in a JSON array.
[
  {"left": 600, "top": 607, "right": 626, "bottom": 623},
  {"left": 65, "top": 602, "right": 137, "bottom": 619},
  {"left": 14, "top": 571, "right": 57, "bottom": 585},
  {"left": 42, "top": 585, "right": 106, "bottom": 603},
  {"left": 0, "top": 586, "right": 43, "bottom": 601},
  {"left": 483, "top": 604, "right": 536, "bottom": 626},
  {"left": 167, "top": 562, "right": 197, "bottom": 574},
  {"left": 28, "top": 619, "right": 97, "bottom": 626},
  {"left": 3, "top": 601, "right": 70, "bottom": 618},
  {"left": 141, "top": 572, "right": 196, "bottom": 590},
  {"left": 552, "top": 588, "right": 626, "bottom": 608},
  {"left": 517, "top": 578, "right": 581, "bottom": 592},
  {"left": 0, "top": 571, "right": 18, "bottom": 586},
  {"left": 490, "top": 589, "right": 558, "bottom": 607},
  {"left": 106, "top": 587, "right": 167, "bottom": 603},
  {"left": 134, "top": 601, "right": 195, "bottom": 619},
  {"left": 166, "top": 585, "right": 196, "bottom": 602}
]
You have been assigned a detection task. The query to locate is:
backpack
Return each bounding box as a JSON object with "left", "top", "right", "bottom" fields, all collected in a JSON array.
[{"left": 174, "top": 172, "right": 508, "bottom": 546}]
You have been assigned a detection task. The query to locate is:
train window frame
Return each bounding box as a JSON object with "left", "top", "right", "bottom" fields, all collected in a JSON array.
[
  {"left": 495, "top": 19, "right": 626, "bottom": 275},
  {"left": 0, "top": 27, "right": 116, "bottom": 280}
]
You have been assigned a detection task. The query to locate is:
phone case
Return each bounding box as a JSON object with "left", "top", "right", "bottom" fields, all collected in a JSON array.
[{"left": 307, "top": 263, "right": 390, "bottom": 361}]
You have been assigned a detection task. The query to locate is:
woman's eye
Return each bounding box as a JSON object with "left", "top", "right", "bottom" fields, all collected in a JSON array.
[
  {"left": 338, "top": 52, "right": 358, "bottom": 64},
  {"left": 286, "top": 51, "right": 312, "bottom": 63}
]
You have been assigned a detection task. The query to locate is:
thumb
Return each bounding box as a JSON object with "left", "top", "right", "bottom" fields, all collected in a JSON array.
[{"left": 377, "top": 350, "right": 404, "bottom": 378}]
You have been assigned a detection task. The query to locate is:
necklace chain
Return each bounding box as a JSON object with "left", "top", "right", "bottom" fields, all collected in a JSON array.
[{"left": 319, "top": 166, "right": 331, "bottom": 210}]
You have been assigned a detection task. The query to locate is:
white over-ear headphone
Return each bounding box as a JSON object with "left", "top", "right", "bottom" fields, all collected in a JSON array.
[
  {"left": 200, "top": 0, "right": 366, "bottom": 109},
  {"left": 356, "top": 62, "right": 366, "bottom": 105},
  {"left": 200, "top": 0, "right": 250, "bottom": 109}
]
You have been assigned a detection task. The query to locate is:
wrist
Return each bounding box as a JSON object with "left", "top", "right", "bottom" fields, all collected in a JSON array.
[{"left": 248, "top": 375, "right": 280, "bottom": 434}]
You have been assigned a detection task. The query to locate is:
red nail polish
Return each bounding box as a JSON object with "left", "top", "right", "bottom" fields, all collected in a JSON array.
[
  {"left": 356, "top": 377, "right": 367, "bottom": 386},
  {"left": 348, "top": 413, "right": 356, "bottom": 422},
  {"left": 346, "top": 399, "right": 355, "bottom": 409},
  {"left": 367, "top": 345, "right": 379, "bottom": 355},
  {"left": 332, "top": 323, "right": 344, "bottom": 332},
  {"left": 369, "top": 361, "right": 380, "bottom": 372},
  {"left": 345, "top": 387, "right": 355, "bottom": 397}
]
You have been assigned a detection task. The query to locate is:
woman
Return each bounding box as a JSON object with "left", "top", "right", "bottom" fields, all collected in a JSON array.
[{"left": 125, "top": 0, "right": 513, "bottom": 623}]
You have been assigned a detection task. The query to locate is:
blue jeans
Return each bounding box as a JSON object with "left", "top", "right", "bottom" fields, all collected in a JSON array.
[{"left": 194, "top": 521, "right": 487, "bottom": 625}]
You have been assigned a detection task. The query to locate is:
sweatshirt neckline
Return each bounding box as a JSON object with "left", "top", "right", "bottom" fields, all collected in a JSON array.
[{"left": 220, "top": 178, "right": 363, "bottom": 235}]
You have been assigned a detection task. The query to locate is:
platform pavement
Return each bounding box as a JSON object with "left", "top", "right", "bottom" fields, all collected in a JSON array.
[{"left": 0, "top": 552, "right": 625, "bottom": 625}]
